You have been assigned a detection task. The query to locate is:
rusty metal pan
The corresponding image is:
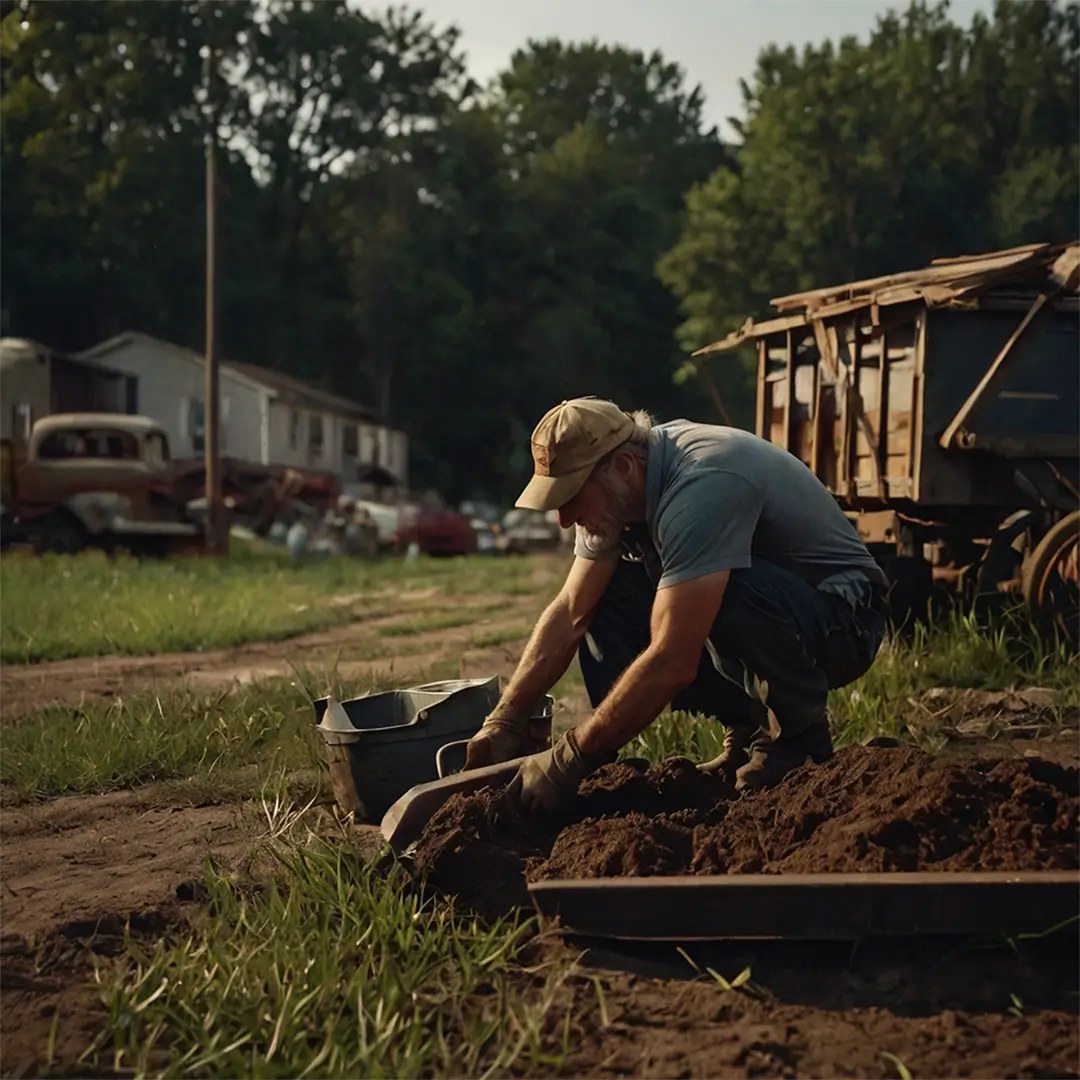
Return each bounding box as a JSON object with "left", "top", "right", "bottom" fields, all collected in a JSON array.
[{"left": 527, "top": 871, "right": 1080, "bottom": 941}]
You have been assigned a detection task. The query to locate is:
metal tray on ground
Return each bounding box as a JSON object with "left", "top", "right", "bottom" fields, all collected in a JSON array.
[{"left": 527, "top": 871, "right": 1080, "bottom": 941}]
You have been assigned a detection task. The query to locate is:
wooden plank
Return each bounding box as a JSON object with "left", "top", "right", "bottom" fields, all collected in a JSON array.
[
  {"left": 930, "top": 241, "right": 1055, "bottom": 266},
  {"left": 692, "top": 314, "right": 809, "bottom": 358},
  {"left": 809, "top": 359, "right": 823, "bottom": 478},
  {"left": 876, "top": 330, "right": 890, "bottom": 498},
  {"left": 910, "top": 313, "right": 927, "bottom": 500},
  {"left": 846, "top": 326, "right": 862, "bottom": 499},
  {"left": 772, "top": 244, "right": 1058, "bottom": 312},
  {"left": 783, "top": 330, "right": 795, "bottom": 454},
  {"left": 754, "top": 338, "right": 767, "bottom": 438},
  {"left": 528, "top": 871, "right": 1080, "bottom": 942},
  {"left": 939, "top": 292, "right": 1053, "bottom": 450}
]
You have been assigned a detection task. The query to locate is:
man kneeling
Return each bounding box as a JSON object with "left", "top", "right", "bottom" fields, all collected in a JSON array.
[{"left": 466, "top": 397, "right": 890, "bottom": 813}]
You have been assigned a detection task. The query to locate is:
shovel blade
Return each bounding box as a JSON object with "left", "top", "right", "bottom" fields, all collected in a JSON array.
[{"left": 380, "top": 756, "right": 529, "bottom": 851}]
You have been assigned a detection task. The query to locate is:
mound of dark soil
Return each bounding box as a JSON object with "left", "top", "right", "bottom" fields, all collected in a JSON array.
[{"left": 411, "top": 747, "right": 1079, "bottom": 918}]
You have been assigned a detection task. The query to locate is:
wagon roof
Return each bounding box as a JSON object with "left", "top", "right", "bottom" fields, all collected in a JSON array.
[{"left": 694, "top": 240, "right": 1079, "bottom": 358}]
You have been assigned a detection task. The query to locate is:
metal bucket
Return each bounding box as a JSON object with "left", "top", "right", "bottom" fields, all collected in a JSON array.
[{"left": 313, "top": 676, "right": 499, "bottom": 822}]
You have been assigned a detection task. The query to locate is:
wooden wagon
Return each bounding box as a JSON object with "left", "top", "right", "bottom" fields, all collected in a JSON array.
[{"left": 695, "top": 241, "right": 1079, "bottom": 640}]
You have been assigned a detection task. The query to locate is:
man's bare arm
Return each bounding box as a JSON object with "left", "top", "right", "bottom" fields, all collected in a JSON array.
[
  {"left": 574, "top": 569, "right": 731, "bottom": 757},
  {"left": 488, "top": 555, "right": 618, "bottom": 721}
]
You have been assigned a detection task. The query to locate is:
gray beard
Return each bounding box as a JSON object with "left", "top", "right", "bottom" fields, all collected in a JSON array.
[
  {"left": 581, "top": 473, "right": 630, "bottom": 552},
  {"left": 581, "top": 513, "right": 624, "bottom": 553}
]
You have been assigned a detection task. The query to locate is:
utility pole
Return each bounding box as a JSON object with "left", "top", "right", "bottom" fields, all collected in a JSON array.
[{"left": 204, "top": 39, "right": 225, "bottom": 554}]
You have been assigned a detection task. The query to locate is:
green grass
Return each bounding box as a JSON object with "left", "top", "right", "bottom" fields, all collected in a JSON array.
[
  {"left": 0, "top": 549, "right": 565, "bottom": 664},
  {"left": 375, "top": 605, "right": 507, "bottom": 638},
  {"left": 0, "top": 662, "right": 460, "bottom": 800},
  {"left": 8, "top": 587, "right": 1077, "bottom": 1078},
  {"left": 93, "top": 810, "right": 574, "bottom": 1078},
  {"left": 828, "top": 609, "right": 1078, "bottom": 748},
  {"left": 470, "top": 625, "right": 531, "bottom": 649},
  {"left": 5, "top": 605, "right": 1073, "bottom": 801},
  {"left": 623, "top": 609, "right": 1078, "bottom": 762}
]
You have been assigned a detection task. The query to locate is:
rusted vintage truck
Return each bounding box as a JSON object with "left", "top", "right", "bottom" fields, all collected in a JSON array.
[
  {"left": 1, "top": 412, "right": 346, "bottom": 555},
  {"left": 695, "top": 241, "right": 1079, "bottom": 642},
  {"left": 0, "top": 413, "right": 206, "bottom": 554}
]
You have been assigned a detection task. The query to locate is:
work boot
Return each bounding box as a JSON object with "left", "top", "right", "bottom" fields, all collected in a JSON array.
[
  {"left": 734, "top": 722, "right": 834, "bottom": 792},
  {"left": 697, "top": 725, "right": 757, "bottom": 784}
]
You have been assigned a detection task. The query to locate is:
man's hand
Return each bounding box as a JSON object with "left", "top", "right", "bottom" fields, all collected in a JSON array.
[
  {"left": 464, "top": 715, "right": 528, "bottom": 769},
  {"left": 464, "top": 555, "right": 617, "bottom": 771},
  {"left": 506, "top": 729, "right": 605, "bottom": 814}
]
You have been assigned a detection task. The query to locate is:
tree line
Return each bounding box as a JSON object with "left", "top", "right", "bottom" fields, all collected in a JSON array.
[{"left": 1, "top": 0, "right": 1076, "bottom": 501}]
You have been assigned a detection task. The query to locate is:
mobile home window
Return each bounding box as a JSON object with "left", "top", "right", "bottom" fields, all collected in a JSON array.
[
  {"left": 309, "top": 413, "right": 324, "bottom": 459},
  {"left": 187, "top": 397, "right": 206, "bottom": 454},
  {"left": 342, "top": 423, "right": 358, "bottom": 457}
]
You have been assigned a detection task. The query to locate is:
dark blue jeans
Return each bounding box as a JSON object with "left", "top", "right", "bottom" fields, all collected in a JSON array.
[{"left": 578, "top": 556, "right": 887, "bottom": 738}]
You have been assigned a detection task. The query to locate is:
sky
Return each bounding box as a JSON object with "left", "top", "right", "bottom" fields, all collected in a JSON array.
[{"left": 373, "top": 0, "right": 995, "bottom": 138}]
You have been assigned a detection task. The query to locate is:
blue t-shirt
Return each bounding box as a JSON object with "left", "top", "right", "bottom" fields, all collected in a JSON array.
[{"left": 575, "top": 420, "right": 887, "bottom": 590}]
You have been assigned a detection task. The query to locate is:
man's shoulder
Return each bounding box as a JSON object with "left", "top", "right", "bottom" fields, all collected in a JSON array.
[
  {"left": 647, "top": 421, "right": 764, "bottom": 530},
  {"left": 651, "top": 419, "right": 768, "bottom": 479}
]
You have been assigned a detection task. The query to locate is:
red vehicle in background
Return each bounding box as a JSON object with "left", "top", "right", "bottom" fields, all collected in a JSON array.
[{"left": 392, "top": 490, "right": 477, "bottom": 556}]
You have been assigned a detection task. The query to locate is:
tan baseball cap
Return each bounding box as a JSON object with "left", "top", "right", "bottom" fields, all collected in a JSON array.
[{"left": 515, "top": 397, "right": 635, "bottom": 511}]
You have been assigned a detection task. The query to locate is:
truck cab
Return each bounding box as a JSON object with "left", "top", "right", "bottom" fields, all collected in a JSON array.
[{"left": 2, "top": 413, "right": 203, "bottom": 554}]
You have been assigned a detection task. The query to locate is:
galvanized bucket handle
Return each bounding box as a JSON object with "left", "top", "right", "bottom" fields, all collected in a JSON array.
[{"left": 435, "top": 739, "right": 471, "bottom": 779}]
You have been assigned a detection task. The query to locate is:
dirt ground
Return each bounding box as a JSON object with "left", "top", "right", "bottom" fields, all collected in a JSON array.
[
  {"left": 1, "top": 788, "right": 260, "bottom": 1074},
  {"left": 412, "top": 747, "right": 1079, "bottom": 1079},
  {"left": 1, "top": 607, "right": 1078, "bottom": 1078},
  {"left": 545, "top": 933, "right": 1080, "bottom": 1080},
  {"left": 0, "top": 589, "right": 548, "bottom": 722},
  {"left": 413, "top": 749, "right": 1079, "bottom": 916}
]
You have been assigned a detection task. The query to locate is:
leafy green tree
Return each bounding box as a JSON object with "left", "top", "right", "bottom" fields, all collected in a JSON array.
[{"left": 658, "top": 0, "right": 1079, "bottom": 416}]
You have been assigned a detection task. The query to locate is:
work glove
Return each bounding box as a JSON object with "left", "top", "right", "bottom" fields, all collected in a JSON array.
[
  {"left": 506, "top": 729, "right": 607, "bottom": 815},
  {"left": 464, "top": 715, "right": 528, "bottom": 770},
  {"left": 464, "top": 707, "right": 553, "bottom": 770}
]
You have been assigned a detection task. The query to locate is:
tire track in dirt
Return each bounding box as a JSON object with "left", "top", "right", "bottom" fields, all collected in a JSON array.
[{"left": 0, "top": 592, "right": 545, "bottom": 721}]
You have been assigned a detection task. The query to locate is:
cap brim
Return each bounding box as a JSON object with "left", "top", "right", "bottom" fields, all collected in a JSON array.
[{"left": 515, "top": 464, "right": 593, "bottom": 511}]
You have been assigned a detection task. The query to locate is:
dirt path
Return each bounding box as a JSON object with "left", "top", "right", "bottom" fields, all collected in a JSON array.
[
  {"left": 0, "top": 592, "right": 543, "bottom": 722},
  {"left": 1, "top": 788, "right": 259, "bottom": 942},
  {"left": 0, "top": 787, "right": 258, "bottom": 1075},
  {"left": 0, "top": 785, "right": 387, "bottom": 1077}
]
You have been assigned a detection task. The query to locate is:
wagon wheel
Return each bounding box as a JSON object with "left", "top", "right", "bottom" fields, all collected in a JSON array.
[{"left": 1023, "top": 510, "right": 1080, "bottom": 647}]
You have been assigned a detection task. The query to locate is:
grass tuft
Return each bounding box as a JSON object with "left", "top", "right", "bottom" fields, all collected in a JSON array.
[
  {"left": 94, "top": 824, "right": 572, "bottom": 1078},
  {"left": 0, "top": 663, "right": 461, "bottom": 800},
  {"left": 623, "top": 611, "right": 1077, "bottom": 764}
]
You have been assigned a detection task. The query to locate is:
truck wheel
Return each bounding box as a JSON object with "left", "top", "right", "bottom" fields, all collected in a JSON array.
[
  {"left": 37, "top": 512, "right": 89, "bottom": 555},
  {"left": 1023, "top": 510, "right": 1079, "bottom": 648}
]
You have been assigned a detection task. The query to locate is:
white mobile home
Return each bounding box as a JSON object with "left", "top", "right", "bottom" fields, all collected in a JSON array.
[
  {"left": 77, "top": 332, "right": 407, "bottom": 484},
  {"left": 1, "top": 338, "right": 136, "bottom": 440}
]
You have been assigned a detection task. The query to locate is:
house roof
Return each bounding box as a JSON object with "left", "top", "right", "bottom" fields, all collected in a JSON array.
[
  {"left": 76, "top": 331, "right": 377, "bottom": 420},
  {"left": 76, "top": 332, "right": 271, "bottom": 393},
  {"left": 693, "top": 241, "right": 1080, "bottom": 358},
  {"left": 1, "top": 337, "right": 125, "bottom": 377},
  {"left": 224, "top": 359, "right": 377, "bottom": 422}
]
